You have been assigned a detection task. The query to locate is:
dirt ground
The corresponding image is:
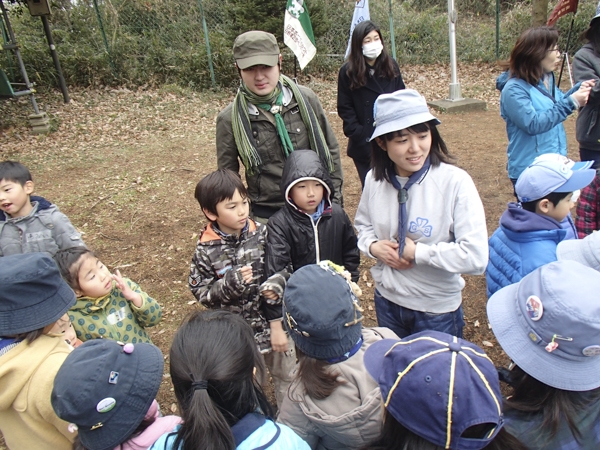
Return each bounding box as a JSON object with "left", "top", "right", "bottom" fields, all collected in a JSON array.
[{"left": 0, "top": 62, "right": 583, "bottom": 445}]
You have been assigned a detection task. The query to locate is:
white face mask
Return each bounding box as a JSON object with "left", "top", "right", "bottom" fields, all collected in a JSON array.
[{"left": 362, "top": 40, "right": 383, "bottom": 60}]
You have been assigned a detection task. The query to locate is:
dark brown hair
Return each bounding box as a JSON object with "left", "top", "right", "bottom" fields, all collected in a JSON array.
[
  {"left": 345, "top": 20, "right": 399, "bottom": 90},
  {"left": 169, "top": 310, "right": 273, "bottom": 450},
  {"left": 0, "top": 160, "right": 32, "bottom": 186},
  {"left": 289, "top": 347, "right": 344, "bottom": 401},
  {"left": 504, "top": 365, "right": 600, "bottom": 445},
  {"left": 54, "top": 247, "right": 95, "bottom": 292},
  {"left": 9, "top": 328, "right": 45, "bottom": 344},
  {"left": 371, "top": 121, "right": 453, "bottom": 182},
  {"left": 194, "top": 169, "right": 248, "bottom": 218},
  {"left": 521, "top": 190, "right": 571, "bottom": 212},
  {"left": 507, "top": 26, "right": 559, "bottom": 85}
]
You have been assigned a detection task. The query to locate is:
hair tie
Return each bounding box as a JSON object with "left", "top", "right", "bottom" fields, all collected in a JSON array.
[{"left": 191, "top": 380, "right": 208, "bottom": 391}]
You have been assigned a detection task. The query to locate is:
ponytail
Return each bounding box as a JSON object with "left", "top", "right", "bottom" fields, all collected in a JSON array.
[{"left": 170, "top": 310, "right": 274, "bottom": 450}]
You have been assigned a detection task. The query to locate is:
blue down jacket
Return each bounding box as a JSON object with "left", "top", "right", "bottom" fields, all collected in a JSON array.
[{"left": 486, "top": 203, "right": 566, "bottom": 297}]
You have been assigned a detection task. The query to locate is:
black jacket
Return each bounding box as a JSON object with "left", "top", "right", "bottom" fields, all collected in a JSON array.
[
  {"left": 265, "top": 150, "right": 360, "bottom": 281},
  {"left": 337, "top": 60, "right": 405, "bottom": 162},
  {"left": 574, "top": 43, "right": 600, "bottom": 151}
]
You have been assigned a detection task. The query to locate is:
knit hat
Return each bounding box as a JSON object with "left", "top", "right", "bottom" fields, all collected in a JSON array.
[
  {"left": 370, "top": 89, "right": 440, "bottom": 141},
  {"left": 51, "top": 339, "right": 164, "bottom": 450},
  {"left": 0, "top": 252, "right": 76, "bottom": 335},
  {"left": 487, "top": 260, "right": 600, "bottom": 391},
  {"left": 557, "top": 231, "right": 600, "bottom": 271},
  {"left": 233, "top": 31, "right": 280, "bottom": 69},
  {"left": 282, "top": 262, "right": 363, "bottom": 360},
  {"left": 515, "top": 159, "right": 595, "bottom": 203},
  {"left": 364, "top": 330, "right": 504, "bottom": 450}
]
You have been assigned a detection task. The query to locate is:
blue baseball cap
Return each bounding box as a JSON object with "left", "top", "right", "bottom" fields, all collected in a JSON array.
[
  {"left": 487, "top": 260, "right": 600, "bottom": 391},
  {"left": 364, "top": 331, "right": 504, "bottom": 450},
  {"left": 515, "top": 159, "right": 595, "bottom": 202},
  {"left": 370, "top": 89, "right": 440, "bottom": 141}
]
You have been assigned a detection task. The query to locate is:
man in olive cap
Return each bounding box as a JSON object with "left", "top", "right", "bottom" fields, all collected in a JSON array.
[{"left": 216, "top": 30, "right": 344, "bottom": 222}]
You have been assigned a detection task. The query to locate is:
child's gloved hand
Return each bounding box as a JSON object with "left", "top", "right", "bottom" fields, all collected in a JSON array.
[{"left": 112, "top": 269, "right": 143, "bottom": 307}]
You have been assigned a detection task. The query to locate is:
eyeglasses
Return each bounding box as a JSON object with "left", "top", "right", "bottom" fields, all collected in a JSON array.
[{"left": 548, "top": 46, "right": 560, "bottom": 54}]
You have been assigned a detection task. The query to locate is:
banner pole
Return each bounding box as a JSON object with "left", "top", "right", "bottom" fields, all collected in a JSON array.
[{"left": 557, "top": 14, "right": 575, "bottom": 88}]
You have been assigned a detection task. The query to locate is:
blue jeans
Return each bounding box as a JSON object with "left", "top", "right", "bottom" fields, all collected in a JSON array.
[{"left": 374, "top": 290, "right": 465, "bottom": 338}]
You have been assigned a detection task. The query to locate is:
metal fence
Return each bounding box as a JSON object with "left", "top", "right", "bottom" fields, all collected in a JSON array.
[{"left": 1, "top": 0, "right": 597, "bottom": 90}]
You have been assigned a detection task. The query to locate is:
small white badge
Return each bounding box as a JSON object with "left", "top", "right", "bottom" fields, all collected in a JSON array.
[
  {"left": 96, "top": 397, "right": 116, "bottom": 413},
  {"left": 525, "top": 295, "right": 543, "bottom": 321},
  {"left": 582, "top": 345, "right": 600, "bottom": 357}
]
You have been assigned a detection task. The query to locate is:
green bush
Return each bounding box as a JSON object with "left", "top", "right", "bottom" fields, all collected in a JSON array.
[{"left": 0, "top": 0, "right": 598, "bottom": 90}]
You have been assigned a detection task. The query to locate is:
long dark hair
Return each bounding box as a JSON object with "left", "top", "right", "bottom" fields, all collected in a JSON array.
[
  {"left": 288, "top": 347, "right": 344, "bottom": 401},
  {"left": 504, "top": 365, "right": 600, "bottom": 445},
  {"left": 583, "top": 19, "right": 600, "bottom": 55},
  {"left": 362, "top": 409, "right": 528, "bottom": 450},
  {"left": 346, "top": 20, "right": 398, "bottom": 90},
  {"left": 169, "top": 310, "right": 273, "bottom": 450},
  {"left": 506, "top": 26, "right": 559, "bottom": 84},
  {"left": 371, "top": 121, "right": 454, "bottom": 183}
]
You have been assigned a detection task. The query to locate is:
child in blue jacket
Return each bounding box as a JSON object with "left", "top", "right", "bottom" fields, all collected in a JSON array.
[{"left": 486, "top": 158, "right": 595, "bottom": 297}]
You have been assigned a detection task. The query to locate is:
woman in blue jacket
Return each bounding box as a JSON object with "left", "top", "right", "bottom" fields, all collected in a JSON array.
[
  {"left": 337, "top": 20, "right": 405, "bottom": 188},
  {"left": 497, "top": 26, "right": 593, "bottom": 184}
]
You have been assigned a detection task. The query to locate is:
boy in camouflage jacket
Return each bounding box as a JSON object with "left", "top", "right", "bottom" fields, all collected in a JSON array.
[{"left": 188, "top": 169, "right": 294, "bottom": 408}]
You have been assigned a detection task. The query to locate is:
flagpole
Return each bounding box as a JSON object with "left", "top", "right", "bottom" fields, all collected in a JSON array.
[
  {"left": 294, "top": 56, "right": 298, "bottom": 79},
  {"left": 557, "top": 14, "right": 576, "bottom": 88}
]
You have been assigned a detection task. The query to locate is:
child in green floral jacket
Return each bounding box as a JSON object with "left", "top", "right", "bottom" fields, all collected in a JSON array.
[{"left": 54, "top": 247, "right": 162, "bottom": 343}]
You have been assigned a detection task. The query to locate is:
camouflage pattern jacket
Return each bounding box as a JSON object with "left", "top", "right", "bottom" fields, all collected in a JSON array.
[{"left": 189, "top": 219, "right": 287, "bottom": 352}]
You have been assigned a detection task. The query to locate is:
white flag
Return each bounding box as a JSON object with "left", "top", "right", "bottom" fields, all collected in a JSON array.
[
  {"left": 344, "top": 0, "right": 370, "bottom": 59},
  {"left": 284, "top": 0, "right": 317, "bottom": 70}
]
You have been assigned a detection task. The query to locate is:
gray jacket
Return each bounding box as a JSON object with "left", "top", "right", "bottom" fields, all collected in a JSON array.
[
  {"left": 573, "top": 43, "right": 600, "bottom": 151},
  {"left": 0, "top": 197, "right": 85, "bottom": 257},
  {"left": 216, "top": 84, "right": 343, "bottom": 217},
  {"left": 277, "top": 327, "right": 398, "bottom": 450}
]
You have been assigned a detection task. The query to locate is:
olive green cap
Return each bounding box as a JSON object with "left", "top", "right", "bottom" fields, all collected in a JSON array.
[{"left": 233, "top": 31, "right": 280, "bottom": 69}]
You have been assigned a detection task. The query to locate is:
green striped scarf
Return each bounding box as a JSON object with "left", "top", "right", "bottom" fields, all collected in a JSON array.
[{"left": 231, "top": 74, "right": 334, "bottom": 175}]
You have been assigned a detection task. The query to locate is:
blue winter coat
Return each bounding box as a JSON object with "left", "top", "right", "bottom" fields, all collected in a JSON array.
[
  {"left": 486, "top": 203, "right": 566, "bottom": 297},
  {"left": 149, "top": 414, "right": 310, "bottom": 450},
  {"left": 497, "top": 71, "right": 579, "bottom": 179}
]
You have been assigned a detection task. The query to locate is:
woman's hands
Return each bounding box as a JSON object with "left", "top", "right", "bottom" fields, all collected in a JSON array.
[
  {"left": 573, "top": 79, "right": 596, "bottom": 107},
  {"left": 370, "top": 239, "right": 414, "bottom": 270}
]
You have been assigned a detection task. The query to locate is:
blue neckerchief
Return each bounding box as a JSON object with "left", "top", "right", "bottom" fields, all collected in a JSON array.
[
  {"left": 309, "top": 199, "right": 326, "bottom": 223},
  {"left": 326, "top": 336, "right": 364, "bottom": 364},
  {"left": 387, "top": 157, "right": 431, "bottom": 256}
]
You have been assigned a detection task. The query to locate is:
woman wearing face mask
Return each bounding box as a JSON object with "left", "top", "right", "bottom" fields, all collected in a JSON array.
[{"left": 337, "top": 20, "right": 405, "bottom": 188}]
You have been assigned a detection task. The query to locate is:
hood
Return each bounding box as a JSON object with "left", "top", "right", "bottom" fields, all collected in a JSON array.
[
  {"left": 280, "top": 150, "right": 334, "bottom": 203},
  {"left": 0, "top": 195, "right": 53, "bottom": 222},
  {"left": 0, "top": 335, "right": 69, "bottom": 411},
  {"left": 199, "top": 219, "right": 257, "bottom": 244},
  {"left": 500, "top": 202, "right": 563, "bottom": 232},
  {"left": 496, "top": 71, "right": 510, "bottom": 92}
]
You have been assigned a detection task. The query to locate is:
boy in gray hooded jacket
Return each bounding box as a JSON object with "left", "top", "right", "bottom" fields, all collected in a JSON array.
[{"left": 0, "top": 161, "right": 85, "bottom": 257}]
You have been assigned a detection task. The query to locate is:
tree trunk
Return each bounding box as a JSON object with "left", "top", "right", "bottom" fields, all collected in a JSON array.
[{"left": 532, "top": 0, "right": 549, "bottom": 27}]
